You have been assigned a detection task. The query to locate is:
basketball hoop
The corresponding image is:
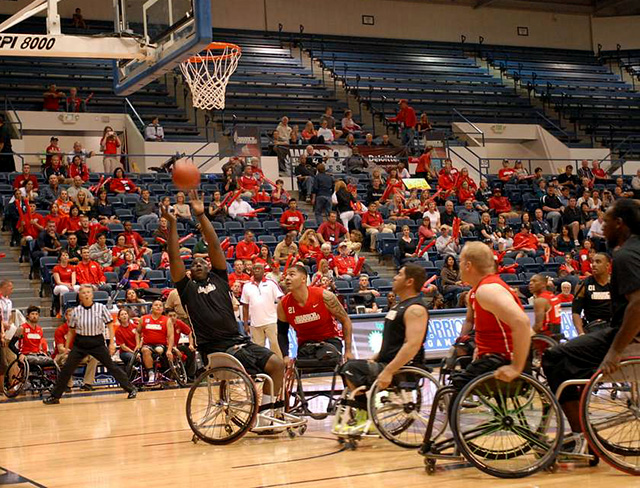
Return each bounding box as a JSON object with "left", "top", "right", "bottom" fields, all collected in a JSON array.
[{"left": 179, "top": 42, "right": 241, "bottom": 111}]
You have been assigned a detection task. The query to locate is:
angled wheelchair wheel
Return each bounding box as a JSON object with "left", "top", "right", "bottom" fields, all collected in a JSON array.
[
  {"left": 581, "top": 358, "right": 640, "bottom": 475},
  {"left": 169, "top": 355, "right": 189, "bottom": 387},
  {"left": 283, "top": 365, "right": 304, "bottom": 415},
  {"left": 186, "top": 366, "right": 259, "bottom": 445},
  {"left": 126, "top": 351, "right": 145, "bottom": 386},
  {"left": 368, "top": 366, "right": 445, "bottom": 448},
  {"left": 4, "top": 359, "right": 29, "bottom": 398},
  {"left": 531, "top": 335, "right": 558, "bottom": 383},
  {"left": 451, "top": 372, "right": 563, "bottom": 479}
]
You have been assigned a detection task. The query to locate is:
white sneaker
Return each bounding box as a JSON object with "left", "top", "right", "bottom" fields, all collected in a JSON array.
[{"left": 147, "top": 371, "right": 156, "bottom": 384}]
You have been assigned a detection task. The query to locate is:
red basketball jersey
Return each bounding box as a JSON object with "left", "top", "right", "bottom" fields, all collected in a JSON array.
[
  {"left": 21, "top": 323, "right": 44, "bottom": 355},
  {"left": 469, "top": 274, "right": 522, "bottom": 360},
  {"left": 539, "top": 290, "right": 561, "bottom": 329},
  {"left": 139, "top": 314, "right": 169, "bottom": 346},
  {"left": 281, "top": 286, "right": 340, "bottom": 345}
]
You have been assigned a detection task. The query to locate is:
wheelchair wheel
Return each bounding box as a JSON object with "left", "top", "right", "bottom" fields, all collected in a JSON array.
[
  {"left": 4, "top": 359, "right": 29, "bottom": 398},
  {"left": 451, "top": 372, "right": 563, "bottom": 479},
  {"left": 126, "top": 351, "right": 145, "bottom": 385},
  {"left": 186, "top": 366, "right": 259, "bottom": 445},
  {"left": 580, "top": 358, "right": 640, "bottom": 475},
  {"left": 169, "top": 356, "right": 188, "bottom": 387},
  {"left": 368, "top": 366, "right": 445, "bottom": 448},
  {"left": 530, "top": 335, "right": 558, "bottom": 382},
  {"left": 283, "top": 365, "right": 303, "bottom": 414}
]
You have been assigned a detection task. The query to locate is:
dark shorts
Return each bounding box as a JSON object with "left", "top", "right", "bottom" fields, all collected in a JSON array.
[
  {"left": 198, "top": 341, "right": 274, "bottom": 376},
  {"left": 340, "top": 359, "right": 386, "bottom": 389},
  {"left": 142, "top": 344, "right": 167, "bottom": 356},
  {"left": 296, "top": 338, "right": 343, "bottom": 371},
  {"left": 542, "top": 326, "right": 617, "bottom": 402},
  {"left": 450, "top": 354, "right": 512, "bottom": 393}
]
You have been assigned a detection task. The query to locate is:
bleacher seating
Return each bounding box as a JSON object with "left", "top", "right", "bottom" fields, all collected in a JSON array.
[{"left": 481, "top": 44, "right": 640, "bottom": 156}]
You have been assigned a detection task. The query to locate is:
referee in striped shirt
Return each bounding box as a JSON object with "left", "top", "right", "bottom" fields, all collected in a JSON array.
[{"left": 44, "top": 285, "right": 137, "bottom": 404}]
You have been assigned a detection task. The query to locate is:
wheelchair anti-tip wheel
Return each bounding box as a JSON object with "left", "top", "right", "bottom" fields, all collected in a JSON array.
[
  {"left": 3, "top": 359, "right": 29, "bottom": 398},
  {"left": 368, "top": 366, "right": 446, "bottom": 448},
  {"left": 186, "top": 366, "right": 259, "bottom": 445},
  {"left": 451, "top": 372, "right": 564, "bottom": 479},
  {"left": 581, "top": 357, "right": 640, "bottom": 475}
]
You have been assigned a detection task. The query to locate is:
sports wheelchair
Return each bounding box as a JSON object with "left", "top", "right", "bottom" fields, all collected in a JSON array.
[
  {"left": 126, "top": 346, "right": 189, "bottom": 389},
  {"left": 332, "top": 364, "right": 443, "bottom": 449},
  {"left": 4, "top": 354, "right": 59, "bottom": 398},
  {"left": 186, "top": 353, "right": 307, "bottom": 445},
  {"left": 555, "top": 356, "right": 640, "bottom": 476},
  {"left": 283, "top": 341, "right": 344, "bottom": 420}
]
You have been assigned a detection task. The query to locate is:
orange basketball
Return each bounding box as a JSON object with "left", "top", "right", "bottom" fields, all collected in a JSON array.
[{"left": 172, "top": 158, "right": 201, "bottom": 189}]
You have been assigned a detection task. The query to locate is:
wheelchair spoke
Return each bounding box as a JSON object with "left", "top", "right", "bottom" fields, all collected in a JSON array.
[{"left": 510, "top": 424, "right": 553, "bottom": 451}]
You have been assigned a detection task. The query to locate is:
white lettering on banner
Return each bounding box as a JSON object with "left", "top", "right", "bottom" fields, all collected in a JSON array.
[
  {"left": 198, "top": 283, "right": 217, "bottom": 294},
  {"left": 294, "top": 312, "right": 321, "bottom": 325}
]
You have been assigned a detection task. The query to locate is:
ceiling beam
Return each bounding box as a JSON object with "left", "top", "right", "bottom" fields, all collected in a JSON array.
[
  {"left": 594, "top": 0, "right": 630, "bottom": 13},
  {"left": 473, "top": 0, "right": 499, "bottom": 9}
]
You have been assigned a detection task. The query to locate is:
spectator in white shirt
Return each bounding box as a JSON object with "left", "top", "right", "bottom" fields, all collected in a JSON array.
[
  {"left": 341, "top": 110, "right": 361, "bottom": 135},
  {"left": 275, "top": 116, "right": 292, "bottom": 145},
  {"left": 228, "top": 198, "right": 256, "bottom": 222},
  {"left": 632, "top": 169, "right": 640, "bottom": 191},
  {"left": 240, "top": 263, "right": 283, "bottom": 358},
  {"left": 397, "top": 162, "right": 410, "bottom": 179},
  {"left": 145, "top": 117, "right": 165, "bottom": 141},
  {"left": 435, "top": 225, "right": 461, "bottom": 255},
  {"left": 0, "top": 280, "right": 15, "bottom": 398},
  {"left": 588, "top": 210, "right": 605, "bottom": 240},
  {"left": 317, "top": 120, "right": 334, "bottom": 143}
]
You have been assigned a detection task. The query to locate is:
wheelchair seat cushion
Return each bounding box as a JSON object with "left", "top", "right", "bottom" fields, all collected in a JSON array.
[
  {"left": 25, "top": 354, "right": 56, "bottom": 368},
  {"left": 296, "top": 341, "right": 342, "bottom": 371}
]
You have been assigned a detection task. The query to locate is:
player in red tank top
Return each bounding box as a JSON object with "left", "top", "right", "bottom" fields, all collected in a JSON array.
[
  {"left": 529, "top": 274, "right": 562, "bottom": 337},
  {"left": 277, "top": 264, "right": 354, "bottom": 363},
  {"left": 137, "top": 300, "right": 174, "bottom": 384},
  {"left": 451, "top": 242, "right": 531, "bottom": 392}
]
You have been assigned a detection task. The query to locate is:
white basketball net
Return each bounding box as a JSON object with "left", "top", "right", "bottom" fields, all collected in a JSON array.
[{"left": 179, "top": 43, "right": 241, "bottom": 111}]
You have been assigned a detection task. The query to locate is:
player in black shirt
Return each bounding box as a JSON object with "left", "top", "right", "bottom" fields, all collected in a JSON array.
[
  {"left": 543, "top": 198, "right": 640, "bottom": 437},
  {"left": 340, "top": 264, "right": 429, "bottom": 413},
  {"left": 572, "top": 253, "right": 612, "bottom": 335},
  {"left": 162, "top": 191, "right": 284, "bottom": 396}
]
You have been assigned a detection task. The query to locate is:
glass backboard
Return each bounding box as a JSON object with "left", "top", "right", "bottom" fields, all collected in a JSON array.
[{"left": 114, "top": 0, "right": 211, "bottom": 96}]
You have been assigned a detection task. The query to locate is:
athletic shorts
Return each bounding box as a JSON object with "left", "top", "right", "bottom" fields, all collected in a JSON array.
[
  {"left": 296, "top": 338, "right": 343, "bottom": 370},
  {"left": 542, "top": 327, "right": 617, "bottom": 402},
  {"left": 450, "top": 354, "right": 512, "bottom": 394},
  {"left": 198, "top": 341, "right": 274, "bottom": 376},
  {"left": 143, "top": 344, "right": 167, "bottom": 356},
  {"left": 340, "top": 359, "right": 386, "bottom": 389}
]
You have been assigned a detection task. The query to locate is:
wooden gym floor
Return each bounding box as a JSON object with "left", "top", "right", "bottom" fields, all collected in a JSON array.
[{"left": 0, "top": 386, "right": 636, "bottom": 488}]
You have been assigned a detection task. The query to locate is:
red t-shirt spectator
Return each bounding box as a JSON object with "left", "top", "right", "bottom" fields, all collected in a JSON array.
[
  {"left": 415, "top": 153, "right": 431, "bottom": 174},
  {"left": 388, "top": 105, "right": 417, "bottom": 128},
  {"left": 236, "top": 240, "right": 260, "bottom": 260},
  {"left": 457, "top": 187, "right": 475, "bottom": 203},
  {"left": 556, "top": 293, "right": 574, "bottom": 304},
  {"left": 19, "top": 212, "right": 45, "bottom": 239},
  {"left": 362, "top": 211, "right": 384, "bottom": 228},
  {"left": 52, "top": 264, "right": 74, "bottom": 284},
  {"left": 53, "top": 322, "right": 73, "bottom": 358},
  {"left": 110, "top": 178, "right": 137, "bottom": 193},
  {"left": 239, "top": 175, "right": 259, "bottom": 193},
  {"left": 229, "top": 272, "right": 251, "bottom": 288},
  {"left": 115, "top": 324, "right": 138, "bottom": 350},
  {"left": 43, "top": 95, "right": 61, "bottom": 112},
  {"left": 252, "top": 191, "right": 270, "bottom": 204},
  {"left": 120, "top": 231, "right": 144, "bottom": 248},
  {"left": 76, "top": 260, "right": 106, "bottom": 285},
  {"left": 593, "top": 168, "right": 607, "bottom": 180},
  {"left": 317, "top": 221, "right": 348, "bottom": 245},
  {"left": 68, "top": 163, "right": 89, "bottom": 182},
  {"left": 334, "top": 255, "right": 356, "bottom": 275},
  {"left": 280, "top": 210, "right": 304, "bottom": 232},
  {"left": 578, "top": 249, "right": 592, "bottom": 274},
  {"left": 20, "top": 323, "right": 45, "bottom": 355},
  {"left": 438, "top": 172, "right": 456, "bottom": 191},
  {"left": 104, "top": 138, "right": 120, "bottom": 155},
  {"left": 13, "top": 174, "right": 39, "bottom": 190},
  {"left": 46, "top": 143, "right": 62, "bottom": 166},
  {"left": 489, "top": 195, "right": 512, "bottom": 214},
  {"left": 173, "top": 319, "right": 192, "bottom": 346},
  {"left": 499, "top": 167, "right": 516, "bottom": 181},
  {"left": 456, "top": 174, "right": 477, "bottom": 191},
  {"left": 513, "top": 232, "right": 538, "bottom": 250}
]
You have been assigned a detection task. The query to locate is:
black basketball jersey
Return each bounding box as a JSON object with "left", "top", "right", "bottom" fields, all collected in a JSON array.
[
  {"left": 378, "top": 295, "right": 428, "bottom": 364},
  {"left": 579, "top": 276, "right": 612, "bottom": 323}
]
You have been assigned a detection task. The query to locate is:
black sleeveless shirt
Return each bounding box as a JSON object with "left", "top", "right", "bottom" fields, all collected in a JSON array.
[
  {"left": 579, "top": 276, "right": 612, "bottom": 323},
  {"left": 378, "top": 295, "right": 429, "bottom": 364}
]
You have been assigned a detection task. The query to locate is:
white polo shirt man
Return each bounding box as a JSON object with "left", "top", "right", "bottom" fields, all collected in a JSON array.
[{"left": 240, "top": 266, "right": 283, "bottom": 358}]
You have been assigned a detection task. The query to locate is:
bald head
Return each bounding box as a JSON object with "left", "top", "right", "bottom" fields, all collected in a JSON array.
[{"left": 460, "top": 242, "right": 496, "bottom": 285}]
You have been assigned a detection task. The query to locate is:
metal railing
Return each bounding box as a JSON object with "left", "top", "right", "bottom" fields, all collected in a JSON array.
[
  {"left": 3, "top": 96, "right": 23, "bottom": 139},
  {"left": 452, "top": 109, "right": 485, "bottom": 147}
]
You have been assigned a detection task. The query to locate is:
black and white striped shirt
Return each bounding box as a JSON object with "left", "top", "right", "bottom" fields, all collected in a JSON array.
[{"left": 70, "top": 302, "right": 112, "bottom": 336}]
